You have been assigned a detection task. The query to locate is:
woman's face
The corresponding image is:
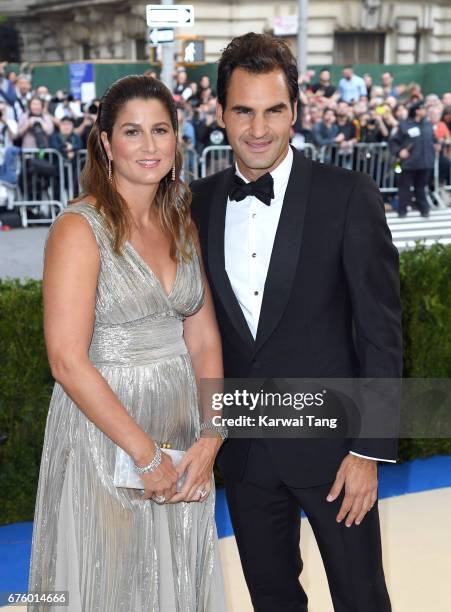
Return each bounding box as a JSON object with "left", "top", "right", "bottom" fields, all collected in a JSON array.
[
  {"left": 101, "top": 97, "right": 176, "bottom": 189},
  {"left": 395, "top": 105, "right": 408, "bottom": 121},
  {"left": 29, "top": 98, "right": 43, "bottom": 115}
]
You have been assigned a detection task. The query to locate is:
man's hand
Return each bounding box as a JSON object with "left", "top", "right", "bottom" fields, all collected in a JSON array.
[
  {"left": 399, "top": 148, "right": 410, "bottom": 159},
  {"left": 326, "top": 454, "right": 378, "bottom": 527}
]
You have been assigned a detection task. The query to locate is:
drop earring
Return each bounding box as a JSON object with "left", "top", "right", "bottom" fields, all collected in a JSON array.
[
  {"left": 108, "top": 159, "right": 112, "bottom": 182},
  {"left": 171, "top": 165, "right": 176, "bottom": 181}
]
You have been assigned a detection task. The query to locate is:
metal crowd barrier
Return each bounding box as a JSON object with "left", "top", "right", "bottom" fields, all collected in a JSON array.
[
  {"left": 181, "top": 147, "right": 199, "bottom": 183},
  {"left": 200, "top": 143, "right": 399, "bottom": 189},
  {"left": 200, "top": 146, "right": 235, "bottom": 178},
  {"left": 9, "top": 144, "right": 449, "bottom": 225},
  {"left": 317, "top": 143, "right": 397, "bottom": 193},
  {"left": 200, "top": 144, "right": 318, "bottom": 178},
  {"left": 16, "top": 148, "right": 67, "bottom": 227}
]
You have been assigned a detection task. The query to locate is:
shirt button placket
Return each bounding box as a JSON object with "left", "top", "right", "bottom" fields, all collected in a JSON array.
[{"left": 249, "top": 201, "right": 258, "bottom": 326}]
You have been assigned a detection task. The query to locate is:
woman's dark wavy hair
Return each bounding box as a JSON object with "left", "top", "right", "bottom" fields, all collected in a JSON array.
[
  {"left": 72, "top": 74, "right": 195, "bottom": 260},
  {"left": 217, "top": 33, "right": 299, "bottom": 111}
]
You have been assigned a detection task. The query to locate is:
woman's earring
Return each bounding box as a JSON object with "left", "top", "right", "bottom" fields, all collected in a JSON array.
[
  {"left": 171, "top": 165, "right": 176, "bottom": 181},
  {"left": 108, "top": 159, "right": 112, "bottom": 182}
]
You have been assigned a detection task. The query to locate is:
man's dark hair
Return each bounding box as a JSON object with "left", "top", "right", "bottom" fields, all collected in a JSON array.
[{"left": 217, "top": 32, "right": 299, "bottom": 111}]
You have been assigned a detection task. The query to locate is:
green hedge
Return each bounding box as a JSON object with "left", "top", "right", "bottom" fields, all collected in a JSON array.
[{"left": 1, "top": 243, "right": 451, "bottom": 524}]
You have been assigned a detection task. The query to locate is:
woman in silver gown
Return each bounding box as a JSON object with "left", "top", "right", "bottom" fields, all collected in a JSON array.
[{"left": 28, "top": 75, "right": 227, "bottom": 611}]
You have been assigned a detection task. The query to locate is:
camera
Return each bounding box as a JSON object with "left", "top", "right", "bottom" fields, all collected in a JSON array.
[{"left": 87, "top": 103, "right": 98, "bottom": 115}]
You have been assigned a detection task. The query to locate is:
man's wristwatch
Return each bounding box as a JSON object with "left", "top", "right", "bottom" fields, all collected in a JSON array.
[{"left": 200, "top": 419, "right": 228, "bottom": 441}]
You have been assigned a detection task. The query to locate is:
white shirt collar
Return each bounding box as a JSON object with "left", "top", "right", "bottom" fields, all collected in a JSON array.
[{"left": 234, "top": 146, "right": 293, "bottom": 193}]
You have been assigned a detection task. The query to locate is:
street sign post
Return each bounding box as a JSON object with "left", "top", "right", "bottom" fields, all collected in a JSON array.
[
  {"left": 146, "top": 5, "right": 194, "bottom": 28},
  {"left": 148, "top": 28, "right": 175, "bottom": 46},
  {"left": 146, "top": 2, "right": 195, "bottom": 91}
]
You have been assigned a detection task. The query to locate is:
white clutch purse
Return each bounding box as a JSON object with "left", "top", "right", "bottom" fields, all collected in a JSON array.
[{"left": 113, "top": 446, "right": 187, "bottom": 492}]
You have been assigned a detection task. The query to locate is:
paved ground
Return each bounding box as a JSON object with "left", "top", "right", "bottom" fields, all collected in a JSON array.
[{"left": 0, "top": 227, "right": 48, "bottom": 280}]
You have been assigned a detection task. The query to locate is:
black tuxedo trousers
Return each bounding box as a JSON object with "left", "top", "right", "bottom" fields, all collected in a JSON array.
[{"left": 191, "top": 149, "right": 401, "bottom": 610}]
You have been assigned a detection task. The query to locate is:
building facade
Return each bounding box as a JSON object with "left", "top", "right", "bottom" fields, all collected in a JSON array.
[{"left": 1, "top": 0, "right": 451, "bottom": 66}]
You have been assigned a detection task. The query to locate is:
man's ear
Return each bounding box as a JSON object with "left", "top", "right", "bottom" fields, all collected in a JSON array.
[
  {"left": 292, "top": 101, "right": 298, "bottom": 126},
  {"left": 100, "top": 131, "right": 112, "bottom": 161},
  {"left": 216, "top": 103, "right": 226, "bottom": 129}
]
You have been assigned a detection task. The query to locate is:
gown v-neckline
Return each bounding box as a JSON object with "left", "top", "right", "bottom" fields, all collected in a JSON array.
[
  {"left": 79, "top": 202, "right": 180, "bottom": 301},
  {"left": 125, "top": 240, "right": 180, "bottom": 301}
]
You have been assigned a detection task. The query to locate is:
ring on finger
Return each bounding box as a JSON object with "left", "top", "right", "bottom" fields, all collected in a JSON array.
[
  {"left": 197, "top": 488, "right": 207, "bottom": 499},
  {"left": 153, "top": 494, "right": 166, "bottom": 504}
]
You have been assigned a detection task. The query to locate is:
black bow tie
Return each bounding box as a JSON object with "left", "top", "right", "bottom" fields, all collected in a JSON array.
[{"left": 229, "top": 172, "right": 274, "bottom": 206}]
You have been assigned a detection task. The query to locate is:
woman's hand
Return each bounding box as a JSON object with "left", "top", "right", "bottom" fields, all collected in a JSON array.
[
  {"left": 168, "top": 437, "right": 222, "bottom": 503},
  {"left": 139, "top": 451, "right": 179, "bottom": 503}
]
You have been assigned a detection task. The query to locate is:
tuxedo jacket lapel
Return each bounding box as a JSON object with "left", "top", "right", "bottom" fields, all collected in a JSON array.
[
  {"left": 255, "top": 149, "right": 313, "bottom": 351},
  {"left": 208, "top": 167, "right": 255, "bottom": 350}
]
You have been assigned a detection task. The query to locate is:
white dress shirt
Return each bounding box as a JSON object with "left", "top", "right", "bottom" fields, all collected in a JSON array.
[
  {"left": 225, "top": 147, "right": 292, "bottom": 338},
  {"left": 224, "top": 146, "right": 394, "bottom": 464}
]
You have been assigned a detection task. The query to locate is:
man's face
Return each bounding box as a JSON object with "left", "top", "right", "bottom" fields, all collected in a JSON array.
[
  {"left": 427, "top": 106, "right": 441, "bottom": 124},
  {"left": 309, "top": 106, "right": 320, "bottom": 122},
  {"left": 217, "top": 68, "right": 296, "bottom": 180},
  {"left": 342, "top": 68, "right": 353, "bottom": 80},
  {"left": 319, "top": 71, "right": 330, "bottom": 84},
  {"left": 17, "top": 78, "right": 31, "bottom": 96},
  {"left": 382, "top": 73, "right": 392, "bottom": 86},
  {"left": 324, "top": 110, "right": 335, "bottom": 124},
  {"left": 337, "top": 102, "right": 349, "bottom": 117},
  {"left": 415, "top": 106, "right": 426, "bottom": 121},
  {"left": 60, "top": 120, "right": 73, "bottom": 136},
  {"left": 354, "top": 101, "right": 367, "bottom": 116},
  {"left": 395, "top": 105, "right": 408, "bottom": 121}
]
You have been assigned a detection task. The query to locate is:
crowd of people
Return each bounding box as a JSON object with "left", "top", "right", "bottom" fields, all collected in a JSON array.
[{"left": 0, "top": 60, "right": 451, "bottom": 216}]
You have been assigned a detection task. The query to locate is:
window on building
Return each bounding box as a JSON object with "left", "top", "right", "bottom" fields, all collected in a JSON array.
[
  {"left": 135, "top": 39, "right": 148, "bottom": 61},
  {"left": 334, "top": 32, "right": 385, "bottom": 64}
]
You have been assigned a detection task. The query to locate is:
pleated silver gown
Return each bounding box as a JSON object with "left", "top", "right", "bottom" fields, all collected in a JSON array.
[{"left": 28, "top": 203, "right": 227, "bottom": 612}]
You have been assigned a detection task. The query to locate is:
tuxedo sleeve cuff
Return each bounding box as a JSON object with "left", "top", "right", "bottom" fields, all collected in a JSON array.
[{"left": 349, "top": 451, "right": 396, "bottom": 463}]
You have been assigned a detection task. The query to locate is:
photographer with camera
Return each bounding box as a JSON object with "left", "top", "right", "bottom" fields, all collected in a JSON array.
[
  {"left": 50, "top": 116, "right": 82, "bottom": 196},
  {"left": 54, "top": 92, "right": 82, "bottom": 122},
  {"left": 74, "top": 101, "right": 98, "bottom": 148},
  {"left": 359, "top": 110, "right": 389, "bottom": 143},
  {"left": 17, "top": 96, "right": 54, "bottom": 149},
  {"left": 49, "top": 116, "right": 82, "bottom": 161}
]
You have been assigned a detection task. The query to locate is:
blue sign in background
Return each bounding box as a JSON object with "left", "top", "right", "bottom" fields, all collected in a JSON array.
[{"left": 69, "top": 63, "right": 94, "bottom": 100}]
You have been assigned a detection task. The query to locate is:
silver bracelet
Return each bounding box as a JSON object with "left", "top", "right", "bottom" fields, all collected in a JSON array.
[
  {"left": 133, "top": 444, "right": 162, "bottom": 474},
  {"left": 200, "top": 420, "right": 228, "bottom": 441}
]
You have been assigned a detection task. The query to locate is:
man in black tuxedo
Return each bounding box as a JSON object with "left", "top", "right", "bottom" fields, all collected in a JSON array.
[{"left": 191, "top": 33, "right": 402, "bottom": 612}]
